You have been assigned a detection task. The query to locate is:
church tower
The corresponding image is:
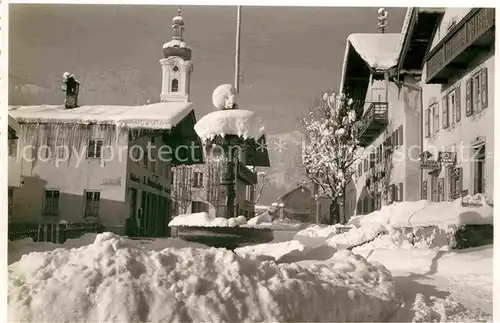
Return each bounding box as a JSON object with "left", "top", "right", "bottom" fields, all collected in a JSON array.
[{"left": 160, "top": 9, "right": 194, "bottom": 102}]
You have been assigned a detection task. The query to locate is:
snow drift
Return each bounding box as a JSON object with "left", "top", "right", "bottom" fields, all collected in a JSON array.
[
  {"left": 168, "top": 212, "right": 247, "bottom": 227},
  {"left": 9, "top": 232, "right": 401, "bottom": 322}
]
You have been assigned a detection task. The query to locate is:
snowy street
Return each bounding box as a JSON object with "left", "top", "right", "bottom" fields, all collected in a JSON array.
[
  {"left": 6, "top": 4, "right": 496, "bottom": 323},
  {"left": 8, "top": 198, "right": 494, "bottom": 322}
]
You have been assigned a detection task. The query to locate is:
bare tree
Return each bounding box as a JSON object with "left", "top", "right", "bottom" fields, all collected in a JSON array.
[
  {"left": 205, "top": 160, "right": 226, "bottom": 217},
  {"left": 171, "top": 165, "right": 193, "bottom": 215}
]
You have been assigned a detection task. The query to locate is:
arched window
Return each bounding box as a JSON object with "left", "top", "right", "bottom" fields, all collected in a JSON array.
[{"left": 171, "top": 79, "right": 179, "bottom": 92}]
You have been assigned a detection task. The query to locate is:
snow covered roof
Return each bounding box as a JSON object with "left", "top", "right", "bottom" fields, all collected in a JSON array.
[
  {"left": 163, "top": 39, "right": 191, "bottom": 49},
  {"left": 194, "top": 109, "right": 265, "bottom": 142},
  {"left": 346, "top": 33, "right": 401, "bottom": 70},
  {"left": 397, "top": 8, "right": 445, "bottom": 71},
  {"left": 8, "top": 102, "right": 193, "bottom": 130},
  {"left": 8, "top": 114, "right": 20, "bottom": 133},
  {"left": 278, "top": 185, "right": 312, "bottom": 201},
  {"left": 339, "top": 33, "right": 401, "bottom": 98}
]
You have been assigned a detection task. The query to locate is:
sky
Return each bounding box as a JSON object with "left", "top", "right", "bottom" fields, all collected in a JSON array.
[{"left": 9, "top": 4, "right": 406, "bottom": 135}]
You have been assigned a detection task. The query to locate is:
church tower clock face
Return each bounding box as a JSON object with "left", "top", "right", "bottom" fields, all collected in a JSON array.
[{"left": 171, "top": 64, "right": 180, "bottom": 74}]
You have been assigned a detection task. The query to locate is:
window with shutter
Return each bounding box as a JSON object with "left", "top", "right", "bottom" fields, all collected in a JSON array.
[
  {"left": 466, "top": 78, "right": 473, "bottom": 116},
  {"left": 392, "top": 131, "right": 397, "bottom": 149},
  {"left": 442, "top": 95, "right": 449, "bottom": 129},
  {"left": 481, "top": 68, "right": 488, "bottom": 109},
  {"left": 425, "top": 108, "right": 430, "bottom": 137},
  {"left": 455, "top": 86, "right": 461, "bottom": 122},
  {"left": 433, "top": 103, "right": 439, "bottom": 134},
  {"left": 370, "top": 152, "right": 375, "bottom": 168},
  {"left": 364, "top": 158, "right": 368, "bottom": 172}
]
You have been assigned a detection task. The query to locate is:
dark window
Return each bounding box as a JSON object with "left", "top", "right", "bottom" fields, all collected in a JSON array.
[
  {"left": 191, "top": 201, "right": 209, "bottom": 213},
  {"left": 171, "top": 79, "right": 179, "bottom": 92},
  {"left": 193, "top": 172, "right": 204, "bottom": 188},
  {"left": 473, "top": 144, "right": 486, "bottom": 194},
  {"left": 442, "top": 95, "right": 449, "bottom": 129},
  {"left": 87, "top": 139, "right": 103, "bottom": 158},
  {"left": 8, "top": 138, "right": 18, "bottom": 157},
  {"left": 84, "top": 191, "right": 101, "bottom": 217},
  {"left": 425, "top": 108, "right": 431, "bottom": 137},
  {"left": 43, "top": 189, "right": 60, "bottom": 216}
]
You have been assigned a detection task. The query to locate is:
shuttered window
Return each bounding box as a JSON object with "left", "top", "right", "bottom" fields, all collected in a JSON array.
[
  {"left": 466, "top": 78, "right": 473, "bottom": 116},
  {"left": 433, "top": 103, "right": 439, "bottom": 134},
  {"left": 466, "top": 68, "right": 488, "bottom": 117},
  {"left": 455, "top": 86, "right": 461, "bottom": 123},
  {"left": 442, "top": 95, "right": 449, "bottom": 129},
  {"left": 425, "top": 108, "right": 430, "bottom": 137}
]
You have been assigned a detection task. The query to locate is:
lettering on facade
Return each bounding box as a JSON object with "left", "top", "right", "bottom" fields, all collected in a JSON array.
[
  {"left": 100, "top": 177, "right": 122, "bottom": 186},
  {"left": 129, "top": 173, "right": 168, "bottom": 193},
  {"left": 420, "top": 160, "right": 441, "bottom": 170}
]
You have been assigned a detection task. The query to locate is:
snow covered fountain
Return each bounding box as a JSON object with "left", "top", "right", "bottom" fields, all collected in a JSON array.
[{"left": 169, "top": 84, "right": 273, "bottom": 249}]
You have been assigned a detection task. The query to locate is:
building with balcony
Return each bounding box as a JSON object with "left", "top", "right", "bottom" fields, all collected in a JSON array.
[
  {"left": 172, "top": 137, "right": 270, "bottom": 219},
  {"left": 402, "top": 8, "right": 495, "bottom": 202},
  {"left": 8, "top": 11, "right": 203, "bottom": 237},
  {"left": 339, "top": 21, "right": 441, "bottom": 220}
]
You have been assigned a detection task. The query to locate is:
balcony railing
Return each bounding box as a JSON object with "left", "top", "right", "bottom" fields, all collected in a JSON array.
[
  {"left": 355, "top": 102, "right": 389, "bottom": 147},
  {"left": 237, "top": 162, "right": 257, "bottom": 185},
  {"left": 426, "top": 8, "right": 495, "bottom": 84}
]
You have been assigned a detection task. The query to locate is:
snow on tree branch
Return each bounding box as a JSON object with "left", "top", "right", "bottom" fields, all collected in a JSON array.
[{"left": 299, "top": 91, "right": 361, "bottom": 216}]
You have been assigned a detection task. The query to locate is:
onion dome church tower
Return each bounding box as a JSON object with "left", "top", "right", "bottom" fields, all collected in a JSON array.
[{"left": 160, "top": 9, "right": 194, "bottom": 102}]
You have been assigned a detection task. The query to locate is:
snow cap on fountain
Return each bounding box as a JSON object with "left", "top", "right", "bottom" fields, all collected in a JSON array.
[{"left": 212, "top": 84, "right": 238, "bottom": 110}]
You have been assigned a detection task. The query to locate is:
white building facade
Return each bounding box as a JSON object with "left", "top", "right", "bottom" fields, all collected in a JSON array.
[
  {"left": 416, "top": 8, "right": 495, "bottom": 202},
  {"left": 8, "top": 11, "right": 203, "bottom": 236}
]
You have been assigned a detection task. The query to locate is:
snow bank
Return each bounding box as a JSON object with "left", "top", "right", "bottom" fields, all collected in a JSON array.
[
  {"left": 194, "top": 109, "right": 265, "bottom": 141},
  {"left": 247, "top": 212, "right": 272, "bottom": 225},
  {"left": 8, "top": 233, "right": 208, "bottom": 265},
  {"left": 347, "top": 197, "right": 493, "bottom": 230},
  {"left": 168, "top": 212, "right": 247, "bottom": 227},
  {"left": 9, "top": 232, "right": 401, "bottom": 322},
  {"left": 411, "top": 294, "right": 492, "bottom": 322},
  {"left": 327, "top": 223, "right": 387, "bottom": 249},
  {"left": 347, "top": 33, "right": 401, "bottom": 70},
  {"left": 8, "top": 102, "right": 193, "bottom": 130},
  {"left": 235, "top": 240, "right": 308, "bottom": 262},
  {"left": 295, "top": 224, "right": 354, "bottom": 239}
]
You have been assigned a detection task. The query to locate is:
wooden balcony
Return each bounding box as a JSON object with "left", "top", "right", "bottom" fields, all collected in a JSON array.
[
  {"left": 237, "top": 162, "right": 257, "bottom": 185},
  {"left": 355, "top": 102, "right": 388, "bottom": 147},
  {"left": 425, "top": 8, "right": 495, "bottom": 84}
]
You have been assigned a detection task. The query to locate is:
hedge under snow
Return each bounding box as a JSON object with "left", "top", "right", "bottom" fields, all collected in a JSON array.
[{"left": 9, "top": 232, "right": 401, "bottom": 322}]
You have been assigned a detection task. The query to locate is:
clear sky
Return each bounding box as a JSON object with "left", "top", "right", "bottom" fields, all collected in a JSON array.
[{"left": 9, "top": 4, "right": 406, "bottom": 135}]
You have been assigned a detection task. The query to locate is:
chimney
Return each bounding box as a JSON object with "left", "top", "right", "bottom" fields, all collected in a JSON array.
[{"left": 62, "top": 72, "right": 80, "bottom": 109}]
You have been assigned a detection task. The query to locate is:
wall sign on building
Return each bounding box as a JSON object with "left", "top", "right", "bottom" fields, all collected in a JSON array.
[
  {"left": 438, "top": 151, "right": 456, "bottom": 164},
  {"left": 420, "top": 160, "right": 441, "bottom": 170}
]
